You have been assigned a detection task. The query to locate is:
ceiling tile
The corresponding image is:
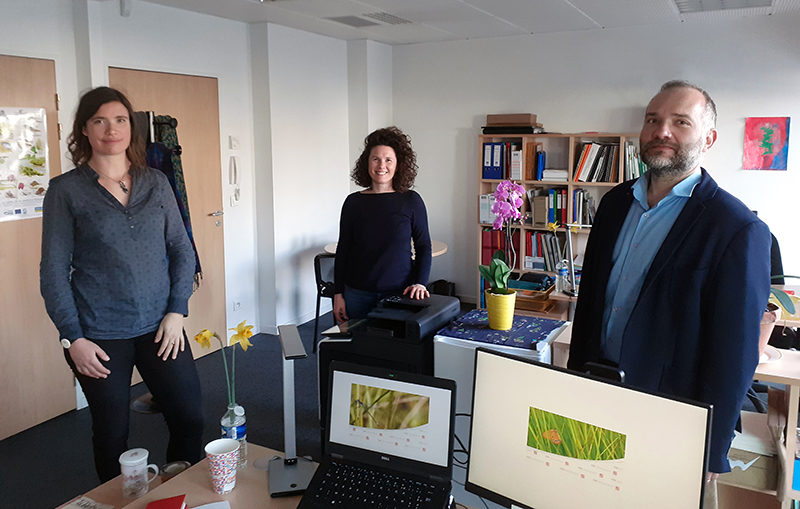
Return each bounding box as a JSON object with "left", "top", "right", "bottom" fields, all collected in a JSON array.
[
  {"left": 360, "top": 23, "right": 460, "bottom": 45},
  {"left": 388, "top": 2, "right": 528, "bottom": 39},
  {"left": 568, "top": 0, "right": 681, "bottom": 29},
  {"left": 464, "top": 0, "right": 600, "bottom": 34},
  {"left": 267, "top": 0, "right": 372, "bottom": 18}
]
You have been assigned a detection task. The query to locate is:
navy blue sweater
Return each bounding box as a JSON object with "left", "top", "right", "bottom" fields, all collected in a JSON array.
[{"left": 334, "top": 190, "right": 431, "bottom": 294}]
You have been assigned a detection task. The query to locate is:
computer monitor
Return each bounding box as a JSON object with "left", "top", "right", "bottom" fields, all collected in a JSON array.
[{"left": 465, "top": 348, "right": 711, "bottom": 509}]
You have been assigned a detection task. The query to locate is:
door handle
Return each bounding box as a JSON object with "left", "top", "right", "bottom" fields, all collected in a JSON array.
[{"left": 210, "top": 210, "right": 224, "bottom": 217}]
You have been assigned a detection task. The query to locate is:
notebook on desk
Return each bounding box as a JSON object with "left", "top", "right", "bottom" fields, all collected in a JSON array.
[{"left": 298, "top": 361, "right": 456, "bottom": 509}]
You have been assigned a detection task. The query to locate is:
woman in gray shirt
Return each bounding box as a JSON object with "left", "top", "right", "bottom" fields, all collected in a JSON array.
[{"left": 40, "top": 87, "right": 203, "bottom": 482}]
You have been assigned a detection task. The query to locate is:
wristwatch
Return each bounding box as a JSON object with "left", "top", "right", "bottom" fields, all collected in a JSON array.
[{"left": 61, "top": 338, "right": 74, "bottom": 349}]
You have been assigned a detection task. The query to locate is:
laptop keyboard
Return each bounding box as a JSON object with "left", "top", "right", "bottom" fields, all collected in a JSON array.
[{"left": 314, "top": 460, "right": 439, "bottom": 508}]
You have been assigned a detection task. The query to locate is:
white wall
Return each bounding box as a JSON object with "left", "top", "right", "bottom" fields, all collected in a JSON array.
[
  {"left": 393, "top": 14, "right": 800, "bottom": 302},
  {"left": 91, "top": 1, "right": 259, "bottom": 331},
  {"left": 0, "top": 0, "right": 81, "bottom": 175},
  {"left": 266, "top": 23, "right": 351, "bottom": 327}
]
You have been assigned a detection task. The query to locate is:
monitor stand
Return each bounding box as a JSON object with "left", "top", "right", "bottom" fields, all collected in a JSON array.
[{"left": 267, "top": 325, "right": 317, "bottom": 497}]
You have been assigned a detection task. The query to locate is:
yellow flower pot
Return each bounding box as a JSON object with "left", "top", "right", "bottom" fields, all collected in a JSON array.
[{"left": 485, "top": 289, "right": 516, "bottom": 331}]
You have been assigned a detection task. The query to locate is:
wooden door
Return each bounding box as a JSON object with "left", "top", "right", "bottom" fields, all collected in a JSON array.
[
  {"left": 109, "top": 68, "right": 226, "bottom": 359},
  {"left": 0, "top": 54, "right": 73, "bottom": 440}
]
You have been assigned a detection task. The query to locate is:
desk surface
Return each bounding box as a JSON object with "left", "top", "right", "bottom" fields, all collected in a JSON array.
[
  {"left": 324, "top": 240, "right": 448, "bottom": 257},
  {"left": 79, "top": 444, "right": 303, "bottom": 509}
]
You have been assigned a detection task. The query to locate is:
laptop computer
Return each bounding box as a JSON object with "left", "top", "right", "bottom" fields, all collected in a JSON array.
[{"left": 299, "top": 361, "right": 456, "bottom": 509}]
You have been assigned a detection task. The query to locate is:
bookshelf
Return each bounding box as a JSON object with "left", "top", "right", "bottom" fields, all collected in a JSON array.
[{"left": 477, "top": 132, "right": 641, "bottom": 318}]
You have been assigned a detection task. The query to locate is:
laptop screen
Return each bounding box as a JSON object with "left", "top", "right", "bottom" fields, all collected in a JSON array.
[
  {"left": 328, "top": 366, "right": 454, "bottom": 468},
  {"left": 466, "top": 348, "right": 711, "bottom": 509}
]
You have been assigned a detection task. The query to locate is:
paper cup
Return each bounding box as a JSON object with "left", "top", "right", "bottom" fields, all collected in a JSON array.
[{"left": 205, "top": 438, "right": 239, "bottom": 494}]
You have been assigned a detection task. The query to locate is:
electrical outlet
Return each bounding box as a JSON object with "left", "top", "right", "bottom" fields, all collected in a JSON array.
[{"left": 233, "top": 300, "right": 241, "bottom": 311}]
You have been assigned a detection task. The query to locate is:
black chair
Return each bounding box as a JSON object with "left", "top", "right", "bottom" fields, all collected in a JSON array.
[{"left": 313, "top": 253, "right": 336, "bottom": 353}]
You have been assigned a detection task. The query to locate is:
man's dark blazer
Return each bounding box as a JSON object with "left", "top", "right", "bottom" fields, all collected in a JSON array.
[{"left": 568, "top": 168, "right": 771, "bottom": 473}]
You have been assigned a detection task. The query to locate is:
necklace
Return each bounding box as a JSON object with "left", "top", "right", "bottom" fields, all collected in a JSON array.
[{"left": 94, "top": 168, "right": 130, "bottom": 194}]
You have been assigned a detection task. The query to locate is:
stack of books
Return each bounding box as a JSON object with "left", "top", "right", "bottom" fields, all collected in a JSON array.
[
  {"left": 482, "top": 113, "right": 544, "bottom": 135},
  {"left": 482, "top": 142, "right": 522, "bottom": 180},
  {"left": 623, "top": 141, "right": 647, "bottom": 181},
  {"left": 574, "top": 142, "right": 619, "bottom": 183}
]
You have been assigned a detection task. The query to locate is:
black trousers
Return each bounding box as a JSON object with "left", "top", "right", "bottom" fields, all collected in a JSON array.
[{"left": 65, "top": 330, "right": 204, "bottom": 483}]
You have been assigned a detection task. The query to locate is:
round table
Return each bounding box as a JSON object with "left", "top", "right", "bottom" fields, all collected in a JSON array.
[{"left": 324, "top": 240, "right": 448, "bottom": 258}]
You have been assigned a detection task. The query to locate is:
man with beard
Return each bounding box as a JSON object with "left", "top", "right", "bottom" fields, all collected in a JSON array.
[{"left": 568, "top": 81, "right": 771, "bottom": 476}]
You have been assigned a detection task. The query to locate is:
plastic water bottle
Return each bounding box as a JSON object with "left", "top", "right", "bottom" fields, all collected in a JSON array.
[
  {"left": 221, "top": 405, "right": 247, "bottom": 469},
  {"left": 555, "top": 260, "right": 568, "bottom": 293}
]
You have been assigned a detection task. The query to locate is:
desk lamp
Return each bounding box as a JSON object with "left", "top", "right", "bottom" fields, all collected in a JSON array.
[{"left": 266, "top": 325, "right": 316, "bottom": 497}]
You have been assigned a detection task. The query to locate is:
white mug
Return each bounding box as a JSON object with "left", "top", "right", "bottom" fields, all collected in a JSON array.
[{"left": 119, "top": 448, "right": 159, "bottom": 498}]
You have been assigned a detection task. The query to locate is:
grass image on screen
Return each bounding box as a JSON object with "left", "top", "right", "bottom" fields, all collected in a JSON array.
[
  {"left": 349, "top": 383, "right": 430, "bottom": 429},
  {"left": 527, "top": 407, "right": 626, "bottom": 461}
]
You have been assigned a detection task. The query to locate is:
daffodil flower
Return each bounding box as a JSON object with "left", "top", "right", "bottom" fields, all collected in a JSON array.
[
  {"left": 194, "top": 329, "right": 215, "bottom": 349},
  {"left": 547, "top": 222, "right": 560, "bottom": 232},
  {"left": 229, "top": 320, "right": 254, "bottom": 351},
  {"left": 194, "top": 321, "right": 254, "bottom": 407}
]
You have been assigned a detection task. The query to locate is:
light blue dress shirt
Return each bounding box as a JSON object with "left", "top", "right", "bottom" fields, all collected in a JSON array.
[{"left": 600, "top": 169, "right": 702, "bottom": 363}]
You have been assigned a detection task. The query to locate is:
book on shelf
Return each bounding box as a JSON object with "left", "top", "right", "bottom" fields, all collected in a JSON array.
[
  {"left": 486, "top": 113, "right": 538, "bottom": 125},
  {"left": 541, "top": 169, "right": 569, "bottom": 181},
  {"left": 491, "top": 142, "right": 503, "bottom": 179},
  {"left": 480, "top": 228, "right": 521, "bottom": 271},
  {"left": 572, "top": 188, "right": 597, "bottom": 226},
  {"left": 510, "top": 149, "right": 522, "bottom": 180},
  {"left": 576, "top": 143, "right": 601, "bottom": 182},
  {"left": 479, "top": 194, "right": 491, "bottom": 224},
  {"left": 535, "top": 150, "right": 546, "bottom": 180},
  {"left": 532, "top": 195, "right": 548, "bottom": 227},
  {"left": 146, "top": 495, "right": 187, "bottom": 509},
  {"left": 482, "top": 142, "right": 493, "bottom": 179}
]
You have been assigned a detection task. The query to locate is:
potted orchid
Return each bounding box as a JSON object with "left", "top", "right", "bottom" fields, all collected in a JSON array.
[
  {"left": 491, "top": 180, "right": 526, "bottom": 270},
  {"left": 479, "top": 180, "right": 525, "bottom": 330}
]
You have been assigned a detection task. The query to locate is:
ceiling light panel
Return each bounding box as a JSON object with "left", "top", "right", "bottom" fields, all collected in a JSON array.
[
  {"left": 326, "top": 15, "right": 380, "bottom": 27},
  {"left": 362, "top": 12, "right": 413, "bottom": 25}
]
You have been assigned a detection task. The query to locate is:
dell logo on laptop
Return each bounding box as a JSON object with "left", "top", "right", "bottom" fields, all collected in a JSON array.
[{"left": 381, "top": 456, "right": 390, "bottom": 461}]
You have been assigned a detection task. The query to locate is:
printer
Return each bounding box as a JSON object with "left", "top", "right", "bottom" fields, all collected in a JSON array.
[
  {"left": 357, "top": 294, "right": 461, "bottom": 344},
  {"left": 317, "top": 294, "right": 460, "bottom": 450}
]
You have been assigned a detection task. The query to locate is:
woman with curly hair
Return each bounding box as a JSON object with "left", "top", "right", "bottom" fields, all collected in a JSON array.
[{"left": 333, "top": 126, "right": 432, "bottom": 321}]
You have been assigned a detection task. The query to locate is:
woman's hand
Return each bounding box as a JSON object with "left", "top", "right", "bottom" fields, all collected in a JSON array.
[
  {"left": 403, "top": 284, "right": 430, "bottom": 300},
  {"left": 155, "top": 312, "right": 185, "bottom": 361},
  {"left": 333, "top": 293, "right": 348, "bottom": 323},
  {"left": 69, "top": 338, "right": 111, "bottom": 379}
]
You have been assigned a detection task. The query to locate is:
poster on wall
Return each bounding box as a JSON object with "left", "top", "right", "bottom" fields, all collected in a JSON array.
[
  {"left": 743, "top": 117, "right": 790, "bottom": 171},
  {"left": 0, "top": 107, "right": 49, "bottom": 222}
]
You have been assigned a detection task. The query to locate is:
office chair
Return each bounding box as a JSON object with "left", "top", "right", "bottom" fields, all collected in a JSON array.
[{"left": 313, "top": 253, "right": 336, "bottom": 353}]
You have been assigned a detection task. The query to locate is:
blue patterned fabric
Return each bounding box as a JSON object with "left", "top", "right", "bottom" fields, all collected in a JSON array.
[{"left": 436, "top": 309, "right": 565, "bottom": 350}]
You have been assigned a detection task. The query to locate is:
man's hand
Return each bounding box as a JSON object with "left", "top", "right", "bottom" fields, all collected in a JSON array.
[
  {"left": 333, "top": 294, "right": 348, "bottom": 323},
  {"left": 403, "top": 284, "right": 430, "bottom": 300},
  {"left": 155, "top": 312, "right": 185, "bottom": 360},
  {"left": 68, "top": 338, "right": 111, "bottom": 379}
]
